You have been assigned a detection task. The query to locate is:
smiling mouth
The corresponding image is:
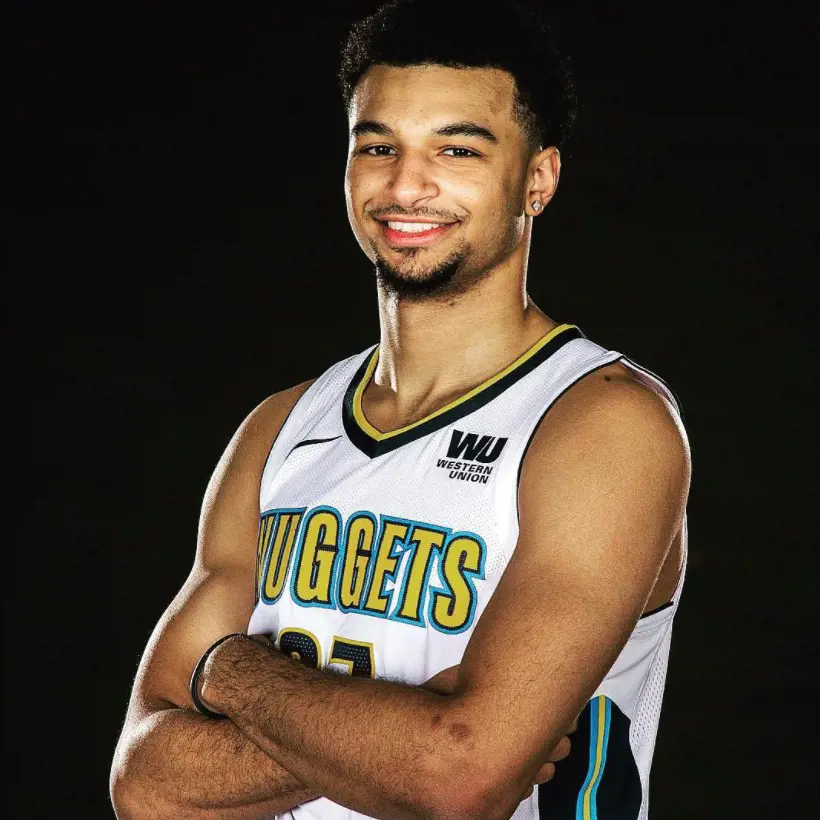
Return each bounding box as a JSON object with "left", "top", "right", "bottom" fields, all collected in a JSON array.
[{"left": 376, "top": 219, "right": 458, "bottom": 248}]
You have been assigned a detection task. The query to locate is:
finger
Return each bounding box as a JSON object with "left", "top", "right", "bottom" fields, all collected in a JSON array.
[
  {"left": 534, "top": 762, "right": 556, "bottom": 784},
  {"left": 421, "top": 664, "right": 460, "bottom": 695},
  {"left": 248, "top": 633, "right": 274, "bottom": 648},
  {"left": 547, "top": 735, "right": 571, "bottom": 762}
]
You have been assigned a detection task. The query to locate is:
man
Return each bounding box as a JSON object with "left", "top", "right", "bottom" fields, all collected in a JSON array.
[{"left": 111, "top": 2, "right": 690, "bottom": 819}]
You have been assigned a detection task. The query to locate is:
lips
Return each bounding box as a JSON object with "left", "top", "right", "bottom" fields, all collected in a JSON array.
[{"left": 377, "top": 220, "right": 457, "bottom": 248}]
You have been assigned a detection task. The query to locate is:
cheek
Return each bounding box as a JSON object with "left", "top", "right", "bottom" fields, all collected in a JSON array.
[
  {"left": 471, "top": 176, "right": 526, "bottom": 249},
  {"left": 455, "top": 163, "right": 512, "bottom": 204},
  {"left": 345, "top": 167, "right": 384, "bottom": 221},
  {"left": 346, "top": 159, "right": 384, "bottom": 191},
  {"left": 344, "top": 169, "right": 376, "bottom": 250},
  {"left": 344, "top": 168, "right": 368, "bottom": 217},
  {"left": 444, "top": 166, "right": 487, "bottom": 199},
  {"left": 343, "top": 165, "right": 357, "bottom": 204},
  {"left": 468, "top": 176, "right": 518, "bottom": 226}
]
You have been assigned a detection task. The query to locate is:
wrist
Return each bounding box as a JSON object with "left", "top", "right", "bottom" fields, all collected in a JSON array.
[
  {"left": 191, "top": 633, "right": 246, "bottom": 717},
  {"left": 199, "top": 633, "right": 279, "bottom": 715}
]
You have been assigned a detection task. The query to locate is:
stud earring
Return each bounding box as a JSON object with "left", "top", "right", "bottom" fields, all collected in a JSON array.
[{"left": 532, "top": 201, "right": 541, "bottom": 211}]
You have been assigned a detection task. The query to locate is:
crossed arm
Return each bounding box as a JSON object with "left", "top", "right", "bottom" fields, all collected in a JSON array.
[
  {"left": 111, "top": 366, "right": 690, "bottom": 820},
  {"left": 109, "top": 384, "right": 316, "bottom": 820},
  {"left": 108, "top": 383, "right": 487, "bottom": 819},
  {"left": 110, "top": 382, "right": 551, "bottom": 820}
]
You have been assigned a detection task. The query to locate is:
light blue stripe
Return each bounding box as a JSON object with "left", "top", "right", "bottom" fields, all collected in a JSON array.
[
  {"left": 589, "top": 698, "right": 612, "bottom": 820},
  {"left": 575, "top": 699, "right": 599, "bottom": 820}
]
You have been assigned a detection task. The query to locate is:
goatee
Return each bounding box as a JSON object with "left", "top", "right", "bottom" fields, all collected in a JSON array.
[{"left": 374, "top": 249, "right": 468, "bottom": 300}]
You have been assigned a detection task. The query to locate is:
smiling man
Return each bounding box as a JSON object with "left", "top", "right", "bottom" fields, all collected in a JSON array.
[{"left": 111, "top": 3, "right": 690, "bottom": 820}]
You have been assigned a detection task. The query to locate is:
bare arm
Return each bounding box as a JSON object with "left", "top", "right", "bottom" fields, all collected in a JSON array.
[
  {"left": 192, "top": 367, "right": 690, "bottom": 820},
  {"left": 112, "top": 589, "right": 486, "bottom": 820},
  {"left": 110, "top": 381, "right": 320, "bottom": 820},
  {"left": 110, "top": 375, "right": 572, "bottom": 820},
  {"left": 110, "top": 584, "right": 320, "bottom": 820}
]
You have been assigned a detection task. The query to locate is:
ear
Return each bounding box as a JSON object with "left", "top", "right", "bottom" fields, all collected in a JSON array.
[{"left": 525, "top": 147, "right": 561, "bottom": 216}]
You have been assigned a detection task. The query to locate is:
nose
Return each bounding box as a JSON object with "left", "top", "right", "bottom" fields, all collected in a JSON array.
[{"left": 388, "top": 151, "right": 439, "bottom": 208}]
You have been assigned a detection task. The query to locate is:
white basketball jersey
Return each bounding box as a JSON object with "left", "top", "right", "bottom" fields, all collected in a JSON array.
[{"left": 247, "top": 323, "right": 688, "bottom": 820}]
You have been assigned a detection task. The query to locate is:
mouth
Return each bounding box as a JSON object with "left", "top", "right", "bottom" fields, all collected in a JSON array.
[{"left": 375, "top": 218, "right": 458, "bottom": 248}]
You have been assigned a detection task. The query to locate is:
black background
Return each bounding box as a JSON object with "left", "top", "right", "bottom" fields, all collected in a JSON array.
[{"left": 10, "top": 2, "right": 817, "bottom": 817}]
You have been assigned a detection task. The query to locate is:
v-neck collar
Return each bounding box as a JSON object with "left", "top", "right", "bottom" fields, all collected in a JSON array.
[{"left": 342, "top": 323, "right": 584, "bottom": 458}]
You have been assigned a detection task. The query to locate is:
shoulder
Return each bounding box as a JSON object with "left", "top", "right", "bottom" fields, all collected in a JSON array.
[
  {"left": 232, "top": 379, "right": 318, "bottom": 465},
  {"left": 541, "top": 359, "right": 686, "bottom": 445},
  {"left": 202, "top": 379, "right": 317, "bottom": 497},
  {"left": 198, "top": 379, "right": 318, "bottom": 552},
  {"left": 225, "top": 347, "right": 366, "bottom": 471},
  {"left": 250, "top": 379, "right": 318, "bottom": 430},
  {"left": 522, "top": 360, "right": 690, "bottom": 499}
]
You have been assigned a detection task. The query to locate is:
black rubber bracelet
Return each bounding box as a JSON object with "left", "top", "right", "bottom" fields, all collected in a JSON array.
[{"left": 189, "top": 632, "right": 244, "bottom": 719}]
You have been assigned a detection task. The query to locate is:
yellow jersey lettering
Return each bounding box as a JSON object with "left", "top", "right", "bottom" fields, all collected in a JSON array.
[
  {"left": 293, "top": 507, "right": 340, "bottom": 606},
  {"left": 430, "top": 534, "right": 485, "bottom": 633},
  {"left": 261, "top": 511, "right": 304, "bottom": 604},
  {"left": 256, "top": 513, "right": 276, "bottom": 601},
  {"left": 392, "top": 526, "right": 446, "bottom": 624},
  {"left": 338, "top": 513, "right": 377, "bottom": 610},
  {"left": 362, "top": 519, "right": 409, "bottom": 614},
  {"left": 257, "top": 506, "right": 487, "bottom": 632}
]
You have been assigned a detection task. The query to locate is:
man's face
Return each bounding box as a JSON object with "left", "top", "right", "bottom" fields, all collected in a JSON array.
[{"left": 345, "top": 65, "right": 532, "bottom": 299}]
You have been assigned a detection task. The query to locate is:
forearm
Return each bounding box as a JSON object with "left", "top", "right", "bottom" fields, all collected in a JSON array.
[
  {"left": 111, "top": 705, "right": 319, "bottom": 820},
  {"left": 202, "top": 636, "right": 481, "bottom": 820}
]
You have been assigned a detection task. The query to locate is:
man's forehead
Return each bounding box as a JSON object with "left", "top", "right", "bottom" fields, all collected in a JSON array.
[{"left": 350, "top": 64, "right": 518, "bottom": 130}]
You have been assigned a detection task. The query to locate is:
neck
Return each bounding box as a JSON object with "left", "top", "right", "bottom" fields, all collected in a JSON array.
[{"left": 371, "top": 242, "right": 557, "bottom": 413}]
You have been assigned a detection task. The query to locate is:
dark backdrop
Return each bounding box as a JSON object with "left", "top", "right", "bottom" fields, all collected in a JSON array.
[{"left": 10, "top": 2, "right": 816, "bottom": 817}]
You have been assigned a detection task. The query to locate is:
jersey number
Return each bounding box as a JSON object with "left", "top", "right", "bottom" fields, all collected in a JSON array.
[{"left": 278, "top": 628, "right": 375, "bottom": 678}]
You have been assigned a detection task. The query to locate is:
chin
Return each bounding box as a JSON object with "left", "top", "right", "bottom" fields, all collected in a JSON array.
[{"left": 374, "top": 250, "right": 466, "bottom": 299}]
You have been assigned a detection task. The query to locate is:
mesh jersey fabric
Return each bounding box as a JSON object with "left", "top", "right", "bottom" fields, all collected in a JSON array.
[{"left": 246, "top": 323, "right": 688, "bottom": 820}]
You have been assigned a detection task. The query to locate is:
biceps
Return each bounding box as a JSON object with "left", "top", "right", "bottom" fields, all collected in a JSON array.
[{"left": 132, "top": 568, "right": 255, "bottom": 713}]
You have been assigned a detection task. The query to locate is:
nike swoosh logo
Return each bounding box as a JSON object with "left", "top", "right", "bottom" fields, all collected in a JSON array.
[{"left": 285, "top": 436, "right": 342, "bottom": 460}]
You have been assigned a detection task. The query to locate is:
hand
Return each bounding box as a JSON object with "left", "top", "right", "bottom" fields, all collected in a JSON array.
[
  {"left": 519, "top": 715, "right": 579, "bottom": 800},
  {"left": 247, "top": 633, "right": 276, "bottom": 649},
  {"left": 420, "top": 665, "right": 460, "bottom": 695}
]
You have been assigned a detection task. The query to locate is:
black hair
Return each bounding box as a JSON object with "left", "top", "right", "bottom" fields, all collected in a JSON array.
[{"left": 339, "top": 0, "right": 577, "bottom": 156}]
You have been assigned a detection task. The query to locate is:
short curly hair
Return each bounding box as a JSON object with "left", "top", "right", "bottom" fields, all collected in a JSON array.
[{"left": 339, "top": 0, "right": 577, "bottom": 156}]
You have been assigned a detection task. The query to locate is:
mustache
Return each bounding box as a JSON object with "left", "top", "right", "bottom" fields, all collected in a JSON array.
[{"left": 368, "top": 207, "right": 462, "bottom": 221}]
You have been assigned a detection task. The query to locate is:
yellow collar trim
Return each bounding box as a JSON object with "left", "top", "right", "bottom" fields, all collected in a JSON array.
[{"left": 352, "top": 323, "right": 578, "bottom": 442}]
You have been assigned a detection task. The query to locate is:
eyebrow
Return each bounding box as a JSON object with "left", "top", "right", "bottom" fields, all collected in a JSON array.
[{"left": 350, "top": 119, "right": 499, "bottom": 145}]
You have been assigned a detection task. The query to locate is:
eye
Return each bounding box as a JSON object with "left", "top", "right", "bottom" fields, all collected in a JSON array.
[
  {"left": 358, "top": 145, "right": 396, "bottom": 156},
  {"left": 441, "top": 147, "right": 480, "bottom": 158}
]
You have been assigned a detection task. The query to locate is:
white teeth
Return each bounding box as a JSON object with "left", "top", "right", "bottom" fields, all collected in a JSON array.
[{"left": 387, "top": 221, "right": 444, "bottom": 233}]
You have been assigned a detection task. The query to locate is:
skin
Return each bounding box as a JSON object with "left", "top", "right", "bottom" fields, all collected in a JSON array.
[{"left": 110, "top": 64, "right": 688, "bottom": 820}]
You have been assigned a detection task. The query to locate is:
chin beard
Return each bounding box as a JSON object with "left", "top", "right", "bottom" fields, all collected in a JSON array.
[{"left": 374, "top": 248, "right": 469, "bottom": 300}]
